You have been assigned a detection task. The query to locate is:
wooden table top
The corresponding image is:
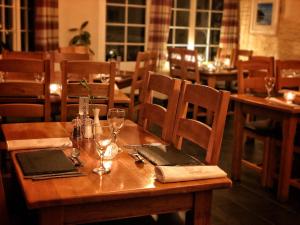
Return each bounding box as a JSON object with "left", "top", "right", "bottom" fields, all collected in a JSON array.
[
  {"left": 199, "top": 68, "right": 237, "bottom": 76},
  {"left": 4, "top": 121, "right": 231, "bottom": 210}
]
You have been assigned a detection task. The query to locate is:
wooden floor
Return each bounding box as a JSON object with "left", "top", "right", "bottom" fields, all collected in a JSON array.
[{"left": 3, "top": 115, "right": 300, "bottom": 225}]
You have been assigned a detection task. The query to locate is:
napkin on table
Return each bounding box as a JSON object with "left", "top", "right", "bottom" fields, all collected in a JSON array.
[
  {"left": 155, "top": 165, "right": 227, "bottom": 183},
  {"left": 6, "top": 137, "right": 72, "bottom": 151}
]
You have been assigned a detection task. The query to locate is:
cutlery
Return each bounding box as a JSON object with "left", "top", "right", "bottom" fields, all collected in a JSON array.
[
  {"left": 31, "top": 172, "right": 86, "bottom": 180},
  {"left": 129, "top": 152, "right": 144, "bottom": 163}
]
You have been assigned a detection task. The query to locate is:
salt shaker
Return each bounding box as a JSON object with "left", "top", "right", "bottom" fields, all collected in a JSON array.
[{"left": 84, "top": 116, "right": 93, "bottom": 139}]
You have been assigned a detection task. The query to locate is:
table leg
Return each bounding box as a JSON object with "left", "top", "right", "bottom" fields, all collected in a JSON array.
[
  {"left": 232, "top": 102, "right": 245, "bottom": 181},
  {"left": 277, "top": 116, "right": 297, "bottom": 202},
  {"left": 206, "top": 78, "right": 217, "bottom": 124},
  {"left": 39, "top": 207, "right": 64, "bottom": 225}
]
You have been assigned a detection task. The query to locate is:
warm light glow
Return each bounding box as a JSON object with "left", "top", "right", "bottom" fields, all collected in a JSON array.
[
  {"left": 50, "top": 83, "right": 61, "bottom": 95},
  {"left": 207, "top": 62, "right": 215, "bottom": 71},
  {"left": 283, "top": 91, "right": 296, "bottom": 104},
  {"left": 223, "top": 58, "right": 231, "bottom": 68}
]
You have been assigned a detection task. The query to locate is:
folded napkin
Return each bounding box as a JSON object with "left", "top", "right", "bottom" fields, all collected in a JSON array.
[
  {"left": 6, "top": 137, "right": 72, "bottom": 151},
  {"left": 155, "top": 165, "right": 227, "bottom": 183},
  {"left": 268, "top": 97, "right": 300, "bottom": 108}
]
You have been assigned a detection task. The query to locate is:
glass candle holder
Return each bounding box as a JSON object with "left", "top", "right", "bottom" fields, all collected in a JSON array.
[{"left": 283, "top": 91, "right": 296, "bottom": 104}]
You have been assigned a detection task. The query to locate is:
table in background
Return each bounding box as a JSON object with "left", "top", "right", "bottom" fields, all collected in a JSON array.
[
  {"left": 199, "top": 68, "right": 237, "bottom": 89},
  {"left": 2, "top": 121, "right": 231, "bottom": 225},
  {"left": 231, "top": 94, "right": 300, "bottom": 201}
]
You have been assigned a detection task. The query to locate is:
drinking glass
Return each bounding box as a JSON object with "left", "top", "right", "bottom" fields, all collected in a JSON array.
[
  {"left": 100, "top": 73, "right": 110, "bottom": 83},
  {"left": 93, "top": 124, "right": 112, "bottom": 175},
  {"left": 107, "top": 108, "right": 125, "bottom": 148},
  {"left": 264, "top": 76, "right": 276, "bottom": 99},
  {"left": 70, "top": 117, "right": 83, "bottom": 164}
]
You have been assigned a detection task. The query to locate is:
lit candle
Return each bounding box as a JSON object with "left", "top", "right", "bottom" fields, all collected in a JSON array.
[
  {"left": 207, "top": 62, "right": 215, "bottom": 71},
  {"left": 223, "top": 58, "right": 231, "bottom": 68},
  {"left": 283, "top": 91, "right": 296, "bottom": 104}
]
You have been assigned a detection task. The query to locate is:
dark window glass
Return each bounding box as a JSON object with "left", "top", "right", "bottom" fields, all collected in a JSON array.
[
  {"left": 127, "top": 45, "right": 144, "bottom": 61},
  {"left": 106, "top": 45, "right": 124, "bottom": 61},
  {"left": 177, "top": 0, "right": 190, "bottom": 9},
  {"left": 106, "top": 26, "right": 125, "bottom": 42},
  {"left": 128, "top": 0, "right": 145, "bottom": 4},
  {"left": 128, "top": 7, "right": 145, "bottom": 24},
  {"left": 176, "top": 11, "right": 189, "bottom": 26},
  {"left": 127, "top": 27, "right": 145, "bottom": 43},
  {"left": 212, "top": 0, "right": 224, "bottom": 10},
  {"left": 107, "top": 6, "right": 125, "bottom": 23},
  {"left": 209, "top": 47, "right": 218, "bottom": 61},
  {"left": 196, "top": 12, "right": 208, "bottom": 27},
  {"left": 168, "top": 29, "right": 173, "bottom": 44},
  {"left": 210, "top": 30, "right": 220, "bottom": 45},
  {"left": 0, "top": 9, "right": 2, "bottom": 27},
  {"left": 195, "top": 47, "right": 206, "bottom": 56},
  {"left": 197, "top": 0, "right": 209, "bottom": 9},
  {"left": 21, "top": 32, "right": 26, "bottom": 51},
  {"left": 28, "top": 31, "right": 35, "bottom": 51},
  {"left": 5, "top": 7, "right": 12, "bottom": 29},
  {"left": 21, "top": 9, "right": 26, "bottom": 30},
  {"left": 5, "top": 0, "right": 12, "bottom": 5},
  {"left": 5, "top": 32, "right": 12, "bottom": 50},
  {"left": 195, "top": 30, "right": 207, "bottom": 44},
  {"left": 175, "top": 29, "right": 188, "bottom": 44},
  {"left": 107, "top": 0, "right": 125, "bottom": 3},
  {"left": 170, "top": 11, "right": 175, "bottom": 26},
  {"left": 21, "top": 0, "right": 25, "bottom": 7},
  {"left": 211, "top": 12, "right": 222, "bottom": 27}
]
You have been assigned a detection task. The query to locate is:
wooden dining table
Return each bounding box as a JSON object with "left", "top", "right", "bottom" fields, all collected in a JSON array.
[
  {"left": 231, "top": 94, "right": 300, "bottom": 202},
  {"left": 2, "top": 121, "right": 231, "bottom": 225},
  {"left": 199, "top": 68, "right": 237, "bottom": 89}
]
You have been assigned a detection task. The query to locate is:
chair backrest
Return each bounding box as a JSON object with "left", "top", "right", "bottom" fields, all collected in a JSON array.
[
  {"left": 0, "top": 170, "right": 9, "bottom": 225},
  {"left": 168, "top": 47, "right": 184, "bottom": 79},
  {"left": 276, "top": 60, "right": 300, "bottom": 90},
  {"left": 233, "top": 49, "right": 253, "bottom": 67},
  {"left": 216, "top": 47, "right": 236, "bottom": 68},
  {"left": 2, "top": 50, "right": 50, "bottom": 81},
  {"left": 138, "top": 72, "right": 181, "bottom": 142},
  {"left": 0, "top": 59, "right": 51, "bottom": 121},
  {"left": 237, "top": 57, "right": 275, "bottom": 94},
  {"left": 128, "top": 51, "right": 150, "bottom": 119},
  {"left": 59, "top": 46, "right": 89, "bottom": 54},
  {"left": 172, "top": 82, "right": 230, "bottom": 165},
  {"left": 148, "top": 51, "right": 158, "bottom": 72},
  {"left": 61, "top": 60, "right": 115, "bottom": 121},
  {"left": 181, "top": 48, "right": 200, "bottom": 83}
]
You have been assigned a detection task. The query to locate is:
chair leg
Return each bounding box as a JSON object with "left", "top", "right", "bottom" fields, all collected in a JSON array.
[
  {"left": 261, "top": 137, "right": 271, "bottom": 187},
  {"left": 266, "top": 139, "right": 277, "bottom": 188}
]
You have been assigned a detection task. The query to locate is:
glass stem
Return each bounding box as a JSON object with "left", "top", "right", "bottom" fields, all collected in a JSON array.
[
  {"left": 100, "top": 150, "right": 104, "bottom": 169},
  {"left": 112, "top": 132, "right": 117, "bottom": 143}
]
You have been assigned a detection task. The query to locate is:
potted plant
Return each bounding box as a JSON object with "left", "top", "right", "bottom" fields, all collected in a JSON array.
[{"left": 68, "top": 20, "right": 95, "bottom": 55}]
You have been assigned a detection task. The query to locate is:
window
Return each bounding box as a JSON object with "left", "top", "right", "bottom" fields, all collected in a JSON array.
[
  {"left": 0, "top": 0, "right": 34, "bottom": 52},
  {"left": 168, "top": 0, "right": 224, "bottom": 61},
  {"left": 106, "top": 0, "right": 147, "bottom": 61}
]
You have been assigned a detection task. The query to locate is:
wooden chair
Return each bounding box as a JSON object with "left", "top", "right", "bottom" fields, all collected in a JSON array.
[
  {"left": 0, "top": 169, "right": 9, "bottom": 225},
  {"left": 172, "top": 82, "right": 230, "bottom": 165},
  {"left": 216, "top": 47, "right": 236, "bottom": 68},
  {"left": 237, "top": 58, "right": 275, "bottom": 186},
  {"left": 233, "top": 49, "right": 253, "bottom": 68},
  {"left": 0, "top": 59, "right": 51, "bottom": 122},
  {"left": 61, "top": 60, "right": 115, "bottom": 121},
  {"left": 168, "top": 47, "right": 184, "bottom": 79},
  {"left": 138, "top": 72, "right": 181, "bottom": 142},
  {"left": 128, "top": 52, "right": 150, "bottom": 120},
  {"left": 148, "top": 51, "right": 158, "bottom": 72}
]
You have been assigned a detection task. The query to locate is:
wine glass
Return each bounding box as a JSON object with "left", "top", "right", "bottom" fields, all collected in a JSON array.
[
  {"left": 107, "top": 108, "right": 125, "bottom": 149},
  {"left": 70, "top": 117, "right": 83, "bottom": 165},
  {"left": 93, "top": 124, "right": 112, "bottom": 175},
  {"left": 100, "top": 73, "right": 110, "bottom": 83},
  {"left": 264, "top": 76, "right": 276, "bottom": 99}
]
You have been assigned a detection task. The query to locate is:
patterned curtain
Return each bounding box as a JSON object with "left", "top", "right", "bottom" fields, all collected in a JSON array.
[
  {"left": 147, "top": 0, "right": 173, "bottom": 65},
  {"left": 219, "top": 0, "right": 239, "bottom": 49},
  {"left": 35, "top": 0, "right": 59, "bottom": 51}
]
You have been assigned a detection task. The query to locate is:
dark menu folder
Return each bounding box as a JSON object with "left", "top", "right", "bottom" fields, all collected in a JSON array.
[
  {"left": 137, "top": 145, "right": 203, "bottom": 166},
  {"left": 16, "top": 149, "right": 77, "bottom": 177}
]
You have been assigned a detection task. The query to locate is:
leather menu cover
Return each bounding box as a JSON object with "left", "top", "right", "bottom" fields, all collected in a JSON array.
[
  {"left": 16, "top": 149, "right": 77, "bottom": 177},
  {"left": 137, "top": 145, "right": 203, "bottom": 166}
]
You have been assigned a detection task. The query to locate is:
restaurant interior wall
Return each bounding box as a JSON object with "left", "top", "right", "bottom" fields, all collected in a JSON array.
[{"left": 239, "top": 0, "right": 300, "bottom": 60}]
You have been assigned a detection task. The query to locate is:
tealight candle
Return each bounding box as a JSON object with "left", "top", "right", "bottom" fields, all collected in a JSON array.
[
  {"left": 207, "top": 62, "right": 215, "bottom": 71},
  {"left": 223, "top": 58, "right": 231, "bottom": 68},
  {"left": 283, "top": 91, "right": 296, "bottom": 104}
]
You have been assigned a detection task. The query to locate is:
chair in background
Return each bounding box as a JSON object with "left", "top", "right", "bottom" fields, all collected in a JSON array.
[
  {"left": 216, "top": 47, "right": 236, "bottom": 68},
  {"left": 61, "top": 60, "right": 115, "bottom": 121},
  {"left": 167, "top": 47, "right": 184, "bottom": 79},
  {"left": 138, "top": 72, "right": 181, "bottom": 142},
  {"left": 236, "top": 58, "right": 275, "bottom": 186},
  {"left": 0, "top": 59, "right": 51, "bottom": 122},
  {"left": 172, "top": 82, "right": 230, "bottom": 165},
  {"left": 0, "top": 169, "right": 9, "bottom": 225},
  {"left": 148, "top": 51, "right": 158, "bottom": 72}
]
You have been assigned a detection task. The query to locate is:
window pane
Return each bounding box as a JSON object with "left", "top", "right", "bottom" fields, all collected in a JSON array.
[
  {"left": 107, "top": 6, "right": 125, "bottom": 23},
  {"left": 177, "top": 0, "right": 190, "bottom": 9},
  {"left": 195, "top": 30, "right": 207, "bottom": 44},
  {"left": 212, "top": 0, "right": 224, "bottom": 10},
  {"left": 195, "top": 47, "right": 206, "bottom": 56},
  {"left": 128, "top": 0, "right": 145, "bottom": 4},
  {"left": 21, "top": 9, "right": 26, "bottom": 30},
  {"left": 127, "top": 27, "right": 145, "bottom": 43},
  {"left": 197, "top": 0, "right": 209, "bottom": 9},
  {"left": 107, "top": 0, "right": 125, "bottom": 3},
  {"left": 127, "top": 46, "right": 144, "bottom": 61},
  {"left": 196, "top": 12, "right": 208, "bottom": 27},
  {"left": 168, "top": 29, "right": 173, "bottom": 44},
  {"left": 5, "top": 32, "right": 12, "bottom": 50},
  {"left": 21, "top": 32, "right": 26, "bottom": 51},
  {"left": 21, "top": 0, "right": 25, "bottom": 7},
  {"left": 175, "top": 29, "right": 188, "bottom": 44},
  {"left": 106, "top": 45, "right": 124, "bottom": 61},
  {"left": 176, "top": 11, "right": 189, "bottom": 26},
  {"left": 5, "top": 0, "right": 12, "bottom": 5},
  {"left": 210, "top": 30, "right": 220, "bottom": 45},
  {"left": 211, "top": 13, "right": 222, "bottom": 27},
  {"left": 106, "top": 26, "right": 125, "bottom": 42},
  {"left": 5, "top": 7, "right": 12, "bottom": 29},
  {"left": 209, "top": 47, "right": 218, "bottom": 61},
  {"left": 28, "top": 31, "right": 35, "bottom": 51},
  {"left": 128, "top": 7, "right": 145, "bottom": 24}
]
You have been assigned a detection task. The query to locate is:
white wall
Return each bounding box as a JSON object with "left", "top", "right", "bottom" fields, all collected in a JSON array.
[{"left": 58, "top": 0, "right": 106, "bottom": 60}]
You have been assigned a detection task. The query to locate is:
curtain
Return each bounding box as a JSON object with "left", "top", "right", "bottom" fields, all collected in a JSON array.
[
  {"left": 147, "top": 0, "right": 173, "bottom": 65},
  {"left": 219, "top": 0, "right": 239, "bottom": 50},
  {"left": 35, "top": 0, "right": 59, "bottom": 51}
]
